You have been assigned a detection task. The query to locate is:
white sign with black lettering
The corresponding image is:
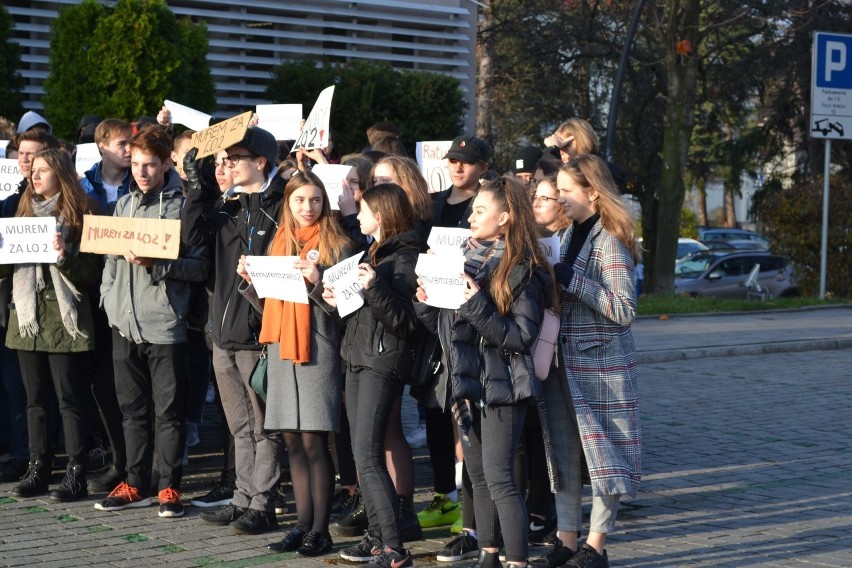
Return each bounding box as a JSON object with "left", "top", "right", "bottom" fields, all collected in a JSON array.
[
  {"left": 165, "top": 99, "right": 213, "bottom": 132},
  {"left": 244, "top": 255, "right": 309, "bottom": 304},
  {"left": 427, "top": 227, "right": 471, "bottom": 256},
  {"left": 322, "top": 251, "right": 365, "bottom": 317},
  {"left": 415, "top": 253, "right": 466, "bottom": 310},
  {"left": 538, "top": 236, "right": 560, "bottom": 265},
  {"left": 311, "top": 164, "right": 353, "bottom": 211},
  {"left": 0, "top": 218, "right": 57, "bottom": 264},
  {"left": 256, "top": 104, "right": 303, "bottom": 141},
  {"left": 811, "top": 32, "right": 852, "bottom": 140},
  {"left": 293, "top": 86, "right": 335, "bottom": 150},
  {"left": 416, "top": 141, "right": 453, "bottom": 193},
  {"left": 0, "top": 158, "right": 23, "bottom": 201},
  {"left": 75, "top": 143, "right": 101, "bottom": 176}
]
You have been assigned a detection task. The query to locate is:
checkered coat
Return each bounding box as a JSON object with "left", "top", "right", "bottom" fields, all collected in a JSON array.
[{"left": 555, "top": 220, "right": 641, "bottom": 497}]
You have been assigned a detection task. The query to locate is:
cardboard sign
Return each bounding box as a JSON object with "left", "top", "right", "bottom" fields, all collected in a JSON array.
[
  {"left": 293, "top": 86, "right": 335, "bottom": 150},
  {"left": 256, "top": 104, "right": 303, "bottom": 141},
  {"left": 311, "top": 164, "right": 353, "bottom": 211},
  {"left": 80, "top": 215, "right": 181, "bottom": 259},
  {"left": 415, "top": 253, "right": 466, "bottom": 310},
  {"left": 0, "top": 140, "right": 8, "bottom": 159},
  {"left": 538, "top": 236, "right": 560, "bottom": 265},
  {"left": 427, "top": 227, "right": 471, "bottom": 255},
  {"left": 190, "top": 111, "right": 253, "bottom": 160},
  {"left": 165, "top": 99, "right": 213, "bottom": 131},
  {"left": 322, "top": 251, "right": 365, "bottom": 317},
  {"left": 75, "top": 143, "right": 101, "bottom": 176},
  {"left": 244, "top": 255, "right": 309, "bottom": 304},
  {"left": 416, "top": 140, "right": 453, "bottom": 193},
  {"left": 0, "top": 158, "right": 23, "bottom": 201},
  {"left": 0, "top": 218, "right": 57, "bottom": 264}
]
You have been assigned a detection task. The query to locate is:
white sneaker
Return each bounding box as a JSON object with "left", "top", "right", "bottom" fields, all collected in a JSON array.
[{"left": 404, "top": 424, "right": 427, "bottom": 449}]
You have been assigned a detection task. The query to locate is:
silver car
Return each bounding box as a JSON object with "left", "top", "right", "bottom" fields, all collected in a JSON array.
[{"left": 674, "top": 251, "right": 798, "bottom": 298}]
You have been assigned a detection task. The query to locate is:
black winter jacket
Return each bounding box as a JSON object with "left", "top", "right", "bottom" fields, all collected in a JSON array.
[{"left": 340, "top": 229, "right": 423, "bottom": 379}]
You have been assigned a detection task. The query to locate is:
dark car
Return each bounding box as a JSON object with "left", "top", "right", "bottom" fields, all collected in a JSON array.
[{"left": 674, "top": 251, "right": 797, "bottom": 299}]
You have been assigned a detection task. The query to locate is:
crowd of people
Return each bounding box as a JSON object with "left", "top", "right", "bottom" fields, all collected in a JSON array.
[{"left": 0, "top": 108, "right": 641, "bottom": 568}]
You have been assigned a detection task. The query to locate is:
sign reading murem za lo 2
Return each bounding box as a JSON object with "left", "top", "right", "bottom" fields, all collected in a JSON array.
[{"left": 811, "top": 31, "right": 852, "bottom": 139}]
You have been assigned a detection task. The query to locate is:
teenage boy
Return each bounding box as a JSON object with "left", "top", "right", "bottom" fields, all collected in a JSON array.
[
  {"left": 431, "top": 135, "right": 490, "bottom": 228},
  {"left": 183, "top": 126, "right": 284, "bottom": 535},
  {"left": 95, "top": 125, "right": 208, "bottom": 518},
  {"left": 80, "top": 118, "right": 133, "bottom": 214}
]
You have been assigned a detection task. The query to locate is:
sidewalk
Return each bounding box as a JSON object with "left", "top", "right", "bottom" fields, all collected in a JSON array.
[{"left": 1, "top": 307, "right": 850, "bottom": 566}]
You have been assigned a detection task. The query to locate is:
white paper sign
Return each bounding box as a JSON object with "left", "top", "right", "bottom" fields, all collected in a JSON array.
[
  {"left": 538, "top": 236, "right": 560, "bottom": 265},
  {"left": 293, "top": 86, "right": 335, "bottom": 150},
  {"left": 0, "top": 218, "right": 58, "bottom": 264},
  {"left": 75, "top": 143, "right": 101, "bottom": 176},
  {"left": 0, "top": 158, "right": 23, "bottom": 201},
  {"left": 415, "top": 253, "right": 466, "bottom": 310},
  {"left": 416, "top": 140, "right": 453, "bottom": 193},
  {"left": 256, "top": 104, "right": 303, "bottom": 141},
  {"left": 311, "top": 164, "right": 353, "bottom": 211},
  {"left": 322, "top": 251, "right": 365, "bottom": 317},
  {"left": 165, "top": 99, "right": 213, "bottom": 131},
  {"left": 427, "top": 227, "right": 471, "bottom": 255},
  {"left": 245, "top": 255, "right": 309, "bottom": 304},
  {"left": 0, "top": 140, "right": 8, "bottom": 159}
]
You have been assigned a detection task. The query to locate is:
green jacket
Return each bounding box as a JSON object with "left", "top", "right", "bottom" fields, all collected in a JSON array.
[{"left": 1, "top": 251, "right": 100, "bottom": 353}]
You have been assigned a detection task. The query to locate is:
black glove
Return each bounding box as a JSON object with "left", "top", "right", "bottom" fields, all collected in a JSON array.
[
  {"left": 553, "top": 262, "right": 575, "bottom": 289},
  {"left": 183, "top": 147, "right": 201, "bottom": 191}
]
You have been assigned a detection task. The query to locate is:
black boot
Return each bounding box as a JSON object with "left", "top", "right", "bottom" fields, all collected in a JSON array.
[
  {"left": 12, "top": 459, "right": 50, "bottom": 498},
  {"left": 398, "top": 494, "right": 422, "bottom": 542},
  {"left": 50, "top": 463, "right": 88, "bottom": 502},
  {"left": 470, "top": 550, "right": 503, "bottom": 568},
  {"left": 331, "top": 488, "right": 368, "bottom": 537}
]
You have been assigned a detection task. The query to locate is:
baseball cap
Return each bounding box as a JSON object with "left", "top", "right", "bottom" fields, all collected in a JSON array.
[
  {"left": 230, "top": 126, "right": 278, "bottom": 167},
  {"left": 443, "top": 135, "right": 489, "bottom": 164}
]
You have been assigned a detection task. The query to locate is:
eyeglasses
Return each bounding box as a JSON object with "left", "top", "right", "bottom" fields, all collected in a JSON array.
[
  {"left": 532, "top": 195, "right": 559, "bottom": 204},
  {"left": 224, "top": 154, "right": 256, "bottom": 166}
]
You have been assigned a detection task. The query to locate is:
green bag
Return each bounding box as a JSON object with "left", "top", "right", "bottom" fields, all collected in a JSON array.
[{"left": 250, "top": 346, "right": 268, "bottom": 401}]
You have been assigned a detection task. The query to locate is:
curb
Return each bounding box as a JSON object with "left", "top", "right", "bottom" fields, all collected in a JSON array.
[
  {"left": 636, "top": 303, "right": 852, "bottom": 320},
  {"left": 637, "top": 337, "right": 852, "bottom": 364}
]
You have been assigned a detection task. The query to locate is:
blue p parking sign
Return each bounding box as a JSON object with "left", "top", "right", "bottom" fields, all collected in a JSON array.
[{"left": 811, "top": 32, "right": 852, "bottom": 139}]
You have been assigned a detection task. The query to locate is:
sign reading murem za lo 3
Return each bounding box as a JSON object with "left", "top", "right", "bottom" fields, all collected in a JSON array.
[{"left": 811, "top": 31, "right": 852, "bottom": 140}]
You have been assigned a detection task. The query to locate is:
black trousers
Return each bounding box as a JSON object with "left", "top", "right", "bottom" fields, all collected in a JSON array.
[{"left": 112, "top": 331, "right": 187, "bottom": 494}]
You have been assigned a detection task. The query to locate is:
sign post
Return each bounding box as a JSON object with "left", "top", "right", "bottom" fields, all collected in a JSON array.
[{"left": 810, "top": 31, "right": 852, "bottom": 299}]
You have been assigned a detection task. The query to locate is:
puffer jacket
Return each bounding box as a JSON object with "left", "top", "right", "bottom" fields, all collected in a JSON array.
[
  {"left": 339, "top": 229, "right": 423, "bottom": 379},
  {"left": 100, "top": 170, "right": 209, "bottom": 345}
]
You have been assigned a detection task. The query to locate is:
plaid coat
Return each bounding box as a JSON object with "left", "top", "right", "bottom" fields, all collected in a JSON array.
[{"left": 554, "top": 219, "right": 641, "bottom": 497}]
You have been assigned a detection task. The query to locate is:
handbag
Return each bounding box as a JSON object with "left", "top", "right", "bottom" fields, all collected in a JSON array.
[
  {"left": 531, "top": 308, "right": 559, "bottom": 381},
  {"left": 250, "top": 346, "right": 268, "bottom": 400},
  {"left": 408, "top": 332, "right": 443, "bottom": 388}
]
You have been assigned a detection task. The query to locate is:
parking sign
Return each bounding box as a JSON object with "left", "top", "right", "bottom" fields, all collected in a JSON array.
[{"left": 811, "top": 32, "right": 852, "bottom": 139}]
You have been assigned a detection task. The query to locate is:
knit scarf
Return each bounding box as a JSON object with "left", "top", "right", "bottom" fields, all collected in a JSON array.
[
  {"left": 12, "top": 193, "right": 86, "bottom": 340},
  {"left": 259, "top": 223, "right": 320, "bottom": 363},
  {"left": 463, "top": 236, "right": 505, "bottom": 287}
]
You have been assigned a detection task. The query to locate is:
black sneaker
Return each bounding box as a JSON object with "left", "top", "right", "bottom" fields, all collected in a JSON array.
[
  {"left": 564, "top": 545, "right": 609, "bottom": 568},
  {"left": 199, "top": 504, "right": 246, "bottom": 525},
  {"left": 190, "top": 484, "right": 234, "bottom": 508},
  {"left": 437, "top": 530, "right": 479, "bottom": 562},
  {"left": 297, "top": 530, "right": 333, "bottom": 556},
  {"left": 530, "top": 539, "right": 577, "bottom": 568},
  {"left": 94, "top": 481, "right": 153, "bottom": 511},
  {"left": 398, "top": 495, "right": 422, "bottom": 542},
  {"left": 331, "top": 490, "right": 368, "bottom": 536},
  {"left": 0, "top": 457, "right": 29, "bottom": 482},
  {"left": 158, "top": 487, "right": 185, "bottom": 518},
  {"left": 268, "top": 527, "right": 306, "bottom": 552},
  {"left": 88, "top": 466, "right": 126, "bottom": 493},
  {"left": 331, "top": 486, "right": 358, "bottom": 517},
  {"left": 369, "top": 545, "right": 412, "bottom": 568},
  {"left": 12, "top": 459, "right": 50, "bottom": 498},
  {"left": 230, "top": 507, "right": 278, "bottom": 535},
  {"left": 50, "top": 464, "right": 88, "bottom": 502},
  {"left": 529, "top": 515, "right": 558, "bottom": 545},
  {"left": 338, "top": 530, "right": 383, "bottom": 562}
]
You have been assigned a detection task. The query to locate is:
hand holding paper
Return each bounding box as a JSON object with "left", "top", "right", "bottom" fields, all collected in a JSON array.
[{"left": 415, "top": 253, "right": 466, "bottom": 309}]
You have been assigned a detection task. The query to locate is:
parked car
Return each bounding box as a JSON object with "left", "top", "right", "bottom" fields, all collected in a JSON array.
[
  {"left": 698, "top": 227, "right": 770, "bottom": 249},
  {"left": 702, "top": 239, "right": 767, "bottom": 251},
  {"left": 674, "top": 250, "right": 798, "bottom": 298},
  {"left": 635, "top": 238, "right": 709, "bottom": 295}
]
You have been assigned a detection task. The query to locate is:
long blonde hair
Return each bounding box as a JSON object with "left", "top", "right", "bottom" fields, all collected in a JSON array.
[
  {"left": 371, "top": 156, "right": 432, "bottom": 225},
  {"left": 560, "top": 155, "right": 639, "bottom": 263},
  {"left": 554, "top": 118, "right": 598, "bottom": 155}
]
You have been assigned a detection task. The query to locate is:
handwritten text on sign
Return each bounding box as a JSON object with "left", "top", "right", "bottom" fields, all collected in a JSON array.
[
  {"left": 0, "top": 158, "right": 23, "bottom": 201},
  {"left": 427, "top": 227, "right": 471, "bottom": 256},
  {"left": 81, "top": 215, "right": 181, "bottom": 259},
  {"left": 311, "top": 164, "right": 353, "bottom": 211},
  {"left": 0, "top": 218, "right": 58, "bottom": 264},
  {"left": 75, "top": 143, "right": 101, "bottom": 176},
  {"left": 415, "top": 253, "right": 466, "bottom": 310},
  {"left": 322, "top": 251, "right": 365, "bottom": 317},
  {"left": 416, "top": 141, "right": 453, "bottom": 193},
  {"left": 293, "top": 86, "right": 335, "bottom": 150},
  {"left": 190, "top": 111, "right": 253, "bottom": 160},
  {"left": 245, "top": 256, "right": 309, "bottom": 304}
]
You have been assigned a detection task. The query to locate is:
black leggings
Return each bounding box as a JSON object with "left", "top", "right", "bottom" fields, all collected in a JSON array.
[{"left": 284, "top": 430, "right": 334, "bottom": 534}]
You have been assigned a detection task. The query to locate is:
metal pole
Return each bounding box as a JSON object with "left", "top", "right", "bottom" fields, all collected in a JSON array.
[
  {"left": 605, "top": 0, "right": 646, "bottom": 162},
  {"left": 819, "top": 139, "right": 830, "bottom": 299}
]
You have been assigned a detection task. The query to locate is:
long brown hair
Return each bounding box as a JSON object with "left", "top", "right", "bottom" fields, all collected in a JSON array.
[
  {"left": 276, "top": 170, "right": 352, "bottom": 265},
  {"left": 478, "top": 176, "right": 557, "bottom": 315},
  {"left": 360, "top": 183, "right": 415, "bottom": 264},
  {"left": 16, "top": 149, "right": 93, "bottom": 242},
  {"left": 371, "top": 156, "right": 432, "bottom": 224},
  {"left": 554, "top": 118, "right": 598, "bottom": 155},
  {"left": 560, "top": 155, "right": 639, "bottom": 263}
]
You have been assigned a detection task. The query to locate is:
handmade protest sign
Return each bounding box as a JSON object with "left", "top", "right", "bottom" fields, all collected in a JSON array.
[
  {"left": 322, "top": 251, "right": 365, "bottom": 317},
  {"left": 256, "top": 104, "right": 303, "bottom": 141},
  {"left": 190, "top": 111, "right": 253, "bottom": 160},
  {"left": 311, "top": 164, "right": 353, "bottom": 210},
  {"left": 415, "top": 253, "right": 466, "bottom": 310},
  {"left": 0, "top": 218, "right": 57, "bottom": 264},
  {"left": 244, "top": 255, "right": 309, "bottom": 304},
  {"left": 293, "top": 86, "right": 335, "bottom": 150},
  {"left": 75, "top": 143, "right": 101, "bottom": 176},
  {"left": 538, "top": 236, "right": 560, "bottom": 265},
  {"left": 0, "top": 159, "right": 23, "bottom": 201},
  {"left": 427, "top": 227, "right": 471, "bottom": 256},
  {"left": 416, "top": 141, "right": 453, "bottom": 193},
  {"left": 165, "top": 100, "right": 213, "bottom": 131},
  {"left": 80, "top": 215, "right": 181, "bottom": 259}
]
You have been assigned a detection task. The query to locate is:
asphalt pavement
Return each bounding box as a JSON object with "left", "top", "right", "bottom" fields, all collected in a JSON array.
[{"left": 1, "top": 306, "right": 850, "bottom": 567}]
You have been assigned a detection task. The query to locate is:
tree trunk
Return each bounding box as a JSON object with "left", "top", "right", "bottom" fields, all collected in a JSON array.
[
  {"left": 696, "top": 178, "right": 708, "bottom": 227},
  {"left": 476, "top": 0, "right": 495, "bottom": 148},
  {"left": 723, "top": 177, "right": 737, "bottom": 227}
]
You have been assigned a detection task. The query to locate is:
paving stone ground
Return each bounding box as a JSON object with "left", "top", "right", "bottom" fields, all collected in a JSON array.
[{"left": 2, "top": 307, "right": 850, "bottom": 566}]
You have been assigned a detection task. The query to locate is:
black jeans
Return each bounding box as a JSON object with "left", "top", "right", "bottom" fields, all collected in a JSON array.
[
  {"left": 89, "top": 307, "right": 126, "bottom": 471},
  {"left": 465, "top": 401, "right": 529, "bottom": 563},
  {"left": 17, "top": 350, "right": 88, "bottom": 464},
  {"left": 346, "top": 368, "right": 405, "bottom": 548},
  {"left": 112, "top": 331, "right": 187, "bottom": 494},
  {"left": 425, "top": 406, "right": 458, "bottom": 495},
  {"left": 1, "top": 334, "right": 28, "bottom": 460}
]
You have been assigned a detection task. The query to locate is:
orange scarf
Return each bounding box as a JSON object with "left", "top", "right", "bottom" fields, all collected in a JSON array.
[{"left": 259, "top": 224, "right": 320, "bottom": 363}]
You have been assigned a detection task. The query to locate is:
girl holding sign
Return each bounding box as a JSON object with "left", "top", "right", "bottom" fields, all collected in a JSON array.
[
  {"left": 237, "top": 170, "right": 352, "bottom": 557},
  {"left": 2, "top": 149, "right": 100, "bottom": 502},
  {"left": 322, "top": 183, "right": 423, "bottom": 568},
  {"left": 414, "top": 177, "right": 557, "bottom": 568}
]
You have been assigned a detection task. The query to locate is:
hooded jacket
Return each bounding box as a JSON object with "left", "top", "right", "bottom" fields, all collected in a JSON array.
[
  {"left": 80, "top": 161, "right": 132, "bottom": 214},
  {"left": 100, "top": 169, "right": 209, "bottom": 344}
]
